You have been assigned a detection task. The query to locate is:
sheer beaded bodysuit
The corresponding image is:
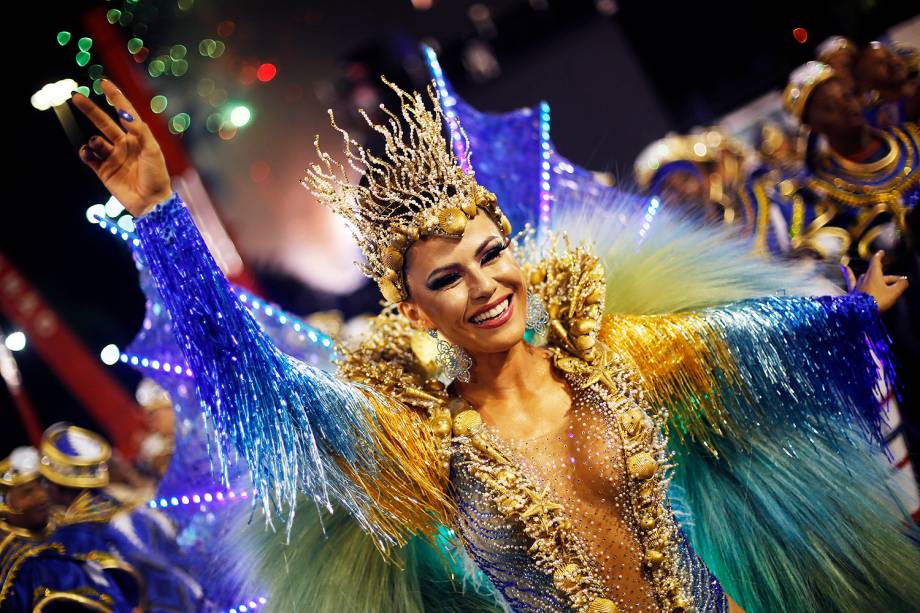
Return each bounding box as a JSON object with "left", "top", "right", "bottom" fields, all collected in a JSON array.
[{"left": 486, "top": 396, "right": 660, "bottom": 612}]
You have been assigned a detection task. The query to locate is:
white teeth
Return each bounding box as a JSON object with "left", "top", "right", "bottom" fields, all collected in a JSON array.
[{"left": 472, "top": 297, "right": 510, "bottom": 323}]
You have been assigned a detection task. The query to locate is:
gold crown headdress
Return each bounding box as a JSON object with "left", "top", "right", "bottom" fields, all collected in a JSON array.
[
  {"left": 783, "top": 61, "right": 837, "bottom": 121},
  {"left": 816, "top": 35, "right": 857, "bottom": 62},
  {"left": 39, "top": 423, "right": 111, "bottom": 489},
  {"left": 301, "top": 78, "right": 511, "bottom": 304},
  {"left": 0, "top": 447, "right": 41, "bottom": 514}
]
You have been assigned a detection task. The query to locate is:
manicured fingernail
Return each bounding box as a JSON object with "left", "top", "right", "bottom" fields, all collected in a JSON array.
[{"left": 118, "top": 109, "right": 134, "bottom": 122}]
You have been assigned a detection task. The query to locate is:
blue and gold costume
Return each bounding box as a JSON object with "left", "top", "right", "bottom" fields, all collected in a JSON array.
[
  {"left": 1, "top": 448, "right": 133, "bottom": 612},
  {"left": 120, "top": 69, "right": 920, "bottom": 613},
  {"left": 40, "top": 425, "right": 203, "bottom": 613},
  {"left": 780, "top": 61, "right": 919, "bottom": 265}
]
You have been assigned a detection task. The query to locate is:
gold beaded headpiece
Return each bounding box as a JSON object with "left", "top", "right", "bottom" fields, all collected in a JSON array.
[
  {"left": 0, "top": 447, "right": 41, "bottom": 514},
  {"left": 783, "top": 61, "right": 837, "bottom": 121},
  {"left": 301, "top": 78, "right": 511, "bottom": 304},
  {"left": 816, "top": 36, "right": 857, "bottom": 62}
]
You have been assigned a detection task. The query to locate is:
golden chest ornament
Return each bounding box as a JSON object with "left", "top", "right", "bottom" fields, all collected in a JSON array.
[{"left": 447, "top": 343, "right": 693, "bottom": 613}]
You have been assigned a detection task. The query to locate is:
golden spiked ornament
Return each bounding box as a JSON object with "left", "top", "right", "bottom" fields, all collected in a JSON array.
[{"left": 301, "top": 78, "right": 511, "bottom": 303}]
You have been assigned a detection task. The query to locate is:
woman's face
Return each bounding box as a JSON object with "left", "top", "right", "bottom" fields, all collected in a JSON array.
[{"left": 399, "top": 209, "right": 527, "bottom": 356}]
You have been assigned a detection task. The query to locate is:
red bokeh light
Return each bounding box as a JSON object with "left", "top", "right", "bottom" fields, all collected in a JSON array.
[
  {"left": 217, "top": 20, "right": 236, "bottom": 38},
  {"left": 257, "top": 63, "right": 277, "bottom": 82},
  {"left": 250, "top": 161, "right": 271, "bottom": 183},
  {"left": 793, "top": 27, "right": 808, "bottom": 44}
]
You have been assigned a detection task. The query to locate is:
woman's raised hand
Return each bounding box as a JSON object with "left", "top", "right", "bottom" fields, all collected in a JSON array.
[
  {"left": 70, "top": 79, "right": 172, "bottom": 217},
  {"left": 841, "top": 250, "right": 909, "bottom": 313}
]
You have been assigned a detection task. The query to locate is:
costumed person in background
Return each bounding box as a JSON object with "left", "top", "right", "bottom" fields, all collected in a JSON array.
[
  {"left": 783, "top": 61, "right": 920, "bottom": 509},
  {"left": 41, "top": 424, "right": 204, "bottom": 612},
  {"left": 752, "top": 120, "right": 803, "bottom": 173},
  {"left": 1, "top": 447, "right": 136, "bottom": 612},
  {"left": 132, "top": 379, "right": 176, "bottom": 484},
  {"left": 815, "top": 35, "right": 859, "bottom": 91},
  {"left": 633, "top": 130, "right": 753, "bottom": 228},
  {"left": 66, "top": 76, "right": 920, "bottom": 613},
  {"left": 633, "top": 130, "right": 802, "bottom": 258},
  {"left": 854, "top": 40, "right": 919, "bottom": 129}
]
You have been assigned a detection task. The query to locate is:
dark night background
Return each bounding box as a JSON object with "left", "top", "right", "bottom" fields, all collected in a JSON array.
[{"left": 4, "top": 1, "right": 917, "bottom": 455}]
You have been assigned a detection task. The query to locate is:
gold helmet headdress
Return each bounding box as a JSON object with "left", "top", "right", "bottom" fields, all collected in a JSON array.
[
  {"left": 783, "top": 61, "right": 837, "bottom": 121},
  {"left": 39, "top": 423, "right": 111, "bottom": 489},
  {"left": 301, "top": 78, "right": 511, "bottom": 304},
  {"left": 1, "top": 447, "right": 41, "bottom": 513}
]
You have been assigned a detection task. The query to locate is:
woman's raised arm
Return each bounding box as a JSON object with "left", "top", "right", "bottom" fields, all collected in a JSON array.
[{"left": 69, "top": 80, "right": 452, "bottom": 555}]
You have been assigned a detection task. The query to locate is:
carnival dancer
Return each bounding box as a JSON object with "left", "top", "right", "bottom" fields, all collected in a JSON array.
[{"left": 65, "top": 77, "right": 919, "bottom": 613}]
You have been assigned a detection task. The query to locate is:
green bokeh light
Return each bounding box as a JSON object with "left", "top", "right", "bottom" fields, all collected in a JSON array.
[
  {"left": 170, "top": 112, "right": 191, "bottom": 133},
  {"left": 88, "top": 64, "right": 104, "bottom": 79},
  {"left": 77, "top": 37, "right": 93, "bottom": 52},
  {"left": 118, "top": 11, "right": 134, "bottom": 26},
  {"left": 92, "top": 79, "right": 104, "bottom": 95},
  {"left": 76, "top": 51, "right": 91, "bottom": 67},
  {"left": 57, "top": 32, "right": 71, "bottom": 46},
  {"left": 128, "top": 38, "right": 143, "bottom": 54},
  {"left": 76, "top": 86, "right": 91, "bottom": 97},
  {"left": 148, "top": 59, "right": 166, "bottom": 77},
  {"left": 211, "top": 41, "right": 226, "bottom": 58},
  {"left": 170, "top": 44, "right": 187, "bottom": 60},
  {"left": 106, "top": 9, "right": 122, "bottom": 24},
  {"left": 171, "top": 59, "right": 189, "bottom": 76},
  {"left": 178, "top": 0, "right": 195, "bottom": 10},
  {"left": 205, "top": 113, "right": 222, "bottom": 133},
  {"left": 151, "top": 95, "right": 168, "bottom": 114},
  {"left": 197, "top": 78, "right": 214, "bottom": 96},
  {"left": 199, "top": 39, "right": 216, "bottom": 57}
]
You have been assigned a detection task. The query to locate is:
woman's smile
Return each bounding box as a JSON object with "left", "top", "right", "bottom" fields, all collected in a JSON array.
[{"left": 469, "top": 293, "right": 514, "bottom": 328}]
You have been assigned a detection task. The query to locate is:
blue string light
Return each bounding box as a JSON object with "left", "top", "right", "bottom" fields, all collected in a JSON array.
[
  {"left": 147, "top": 486, "right": 257, "bottom": 510},
  {"left": 538, "top": 100, "right": 552, "bottom": 230},
  {"left": 223, "top": 596, "right": 267, "bottom": 613}
]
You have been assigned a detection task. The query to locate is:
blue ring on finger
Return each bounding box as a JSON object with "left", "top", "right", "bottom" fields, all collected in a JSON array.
[{"left": 118, "top": 109, "right": 134, "bottom": 122}]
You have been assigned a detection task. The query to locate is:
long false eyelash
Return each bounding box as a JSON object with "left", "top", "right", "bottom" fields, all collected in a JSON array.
[
  {"left": 482, "top": 238, "right": 510, "bottom": 263},
  {"left": 427, "top": 238, "right": 509, "bottom": 290}
]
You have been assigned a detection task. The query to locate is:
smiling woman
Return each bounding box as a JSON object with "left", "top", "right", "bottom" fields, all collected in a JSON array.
[{"left": 65, "top": 76, "right": 920, "bottom": 613}]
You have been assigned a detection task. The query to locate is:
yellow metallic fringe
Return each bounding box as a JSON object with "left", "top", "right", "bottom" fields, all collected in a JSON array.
[
  {"left": 599, "top": 313, "right": 742, "bottom": 457},
  {"left": 336, "top": 389, "right": 456, "bottom": 563}
]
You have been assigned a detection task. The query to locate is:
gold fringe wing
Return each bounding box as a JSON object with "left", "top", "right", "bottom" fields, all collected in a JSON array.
[
  {"left": 597, "top": 312, "right": 746, "bottom": 457},
  {"left": 334, "top": 308, "right": 458, "bottom": 556}
]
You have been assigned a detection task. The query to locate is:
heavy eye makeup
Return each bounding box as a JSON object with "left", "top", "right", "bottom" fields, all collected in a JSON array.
[{"left": 424, "top": 237, "right": 509, "bottom": 291}]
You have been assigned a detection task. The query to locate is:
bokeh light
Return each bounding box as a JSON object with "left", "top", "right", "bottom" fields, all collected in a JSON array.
[
  {"left": 151, "top": 95, "right": 168, "bottom": 113},
  {"left": 85, "top": 203, "right": 106, "bottom": 224},
  {"left": 31, "top": 79, "right": 79, "bottom": 111},
  {"left": 77, "top": 37, "right": 93, "bottom": 52},
  {"left": 104, "top": 196, "right": 125, "bottom": 218},
  {"left": 4, "top": 332, "right": 26, "bottom": 352},
  {"left": 170, "top": 113, "right": 191, "bottom": 133},
  {"left": 149, "top": 59, "right": 167, "bottom": 77},
  {"left": 57, "top": 31, "right": 71, "bottom": 46},
  {"left": 170, "top": 44, "right": 188, "bottom": 60},
  {"left": 171, "top": 59, "right": 189, "bottom": 76},
  {"left": 250, "top": 161, "right": 271, "bottom": 183},
  {"left": 217, "top": 21, "right": 235, "bottom": 38},
  {"left": 100, "top": 344, "right": 120, "bottom": 366},
  {"left": 230, "top": 105, "right": 251, "bottom": 127},
  {"left": 793, "top": 28, "right": 808, "bottom": 44},
  {"left": 257, "top": 63, "right": 277, "bottom": 82}
]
